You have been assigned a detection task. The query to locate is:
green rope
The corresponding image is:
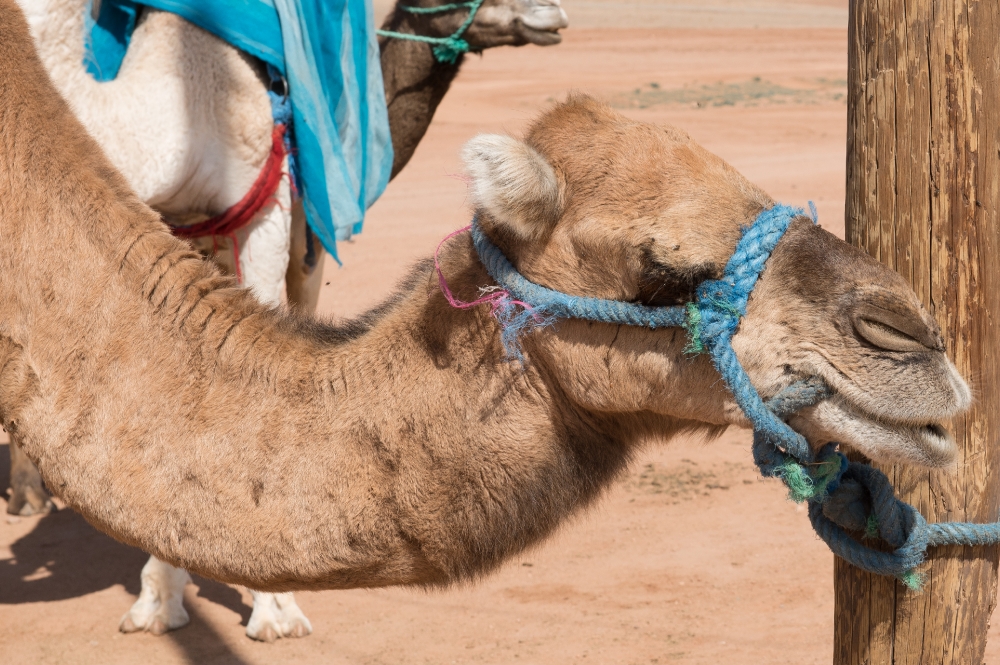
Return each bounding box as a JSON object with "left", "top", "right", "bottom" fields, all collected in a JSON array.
[
  {"left": 864, "top": 513, "right": 880, "bottom": 540},
  {"left": 683, "top": 302, "right": 704, "bottom": 354},
  {"left": 900, "top": 570, "right": 924, "bottom": 591},
  {"left": 398, "top": 1, "right": 477, "bottom": 14},
  {"left": 774, "top": 452, "right": 843, "bottom": 503},
  {"left": 377, "top": 0, "right": 486, "bottom": 64},
  {"left": 778, "top": 460, "right": 816, "bottom": 502}
]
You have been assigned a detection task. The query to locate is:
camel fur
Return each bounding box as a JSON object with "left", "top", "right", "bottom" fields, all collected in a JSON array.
[{"left": 0, "top": 0, "right": 969, "bottom": 605}]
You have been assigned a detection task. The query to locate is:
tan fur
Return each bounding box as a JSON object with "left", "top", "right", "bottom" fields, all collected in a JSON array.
[{"left": 0, "top": 0, "right": 968, "bottom": 594}]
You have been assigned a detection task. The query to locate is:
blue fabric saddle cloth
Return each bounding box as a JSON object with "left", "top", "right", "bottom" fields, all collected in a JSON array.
[{"left": 84, "top": 0, "right": 394, "bottom": 260}]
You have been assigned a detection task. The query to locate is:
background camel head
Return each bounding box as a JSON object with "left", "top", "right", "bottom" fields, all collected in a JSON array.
[
  {"left": 402, "top": 0, "right": 569, "bottom": 48},
  {"left": 462, "top": 95, "right": 969, "bottom": 468}
]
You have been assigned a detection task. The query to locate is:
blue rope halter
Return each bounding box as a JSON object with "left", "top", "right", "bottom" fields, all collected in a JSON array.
[
  {"left": 467, "top": 204, "right": 1000, "bottom": 587},
  {"left": 377, "top": 0, "right": 485, "bottom": 64}
]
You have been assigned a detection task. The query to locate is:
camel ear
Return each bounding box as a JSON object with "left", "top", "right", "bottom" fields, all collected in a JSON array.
[{"left": 462, "top": 134, "right": 562, "bottom": 240}]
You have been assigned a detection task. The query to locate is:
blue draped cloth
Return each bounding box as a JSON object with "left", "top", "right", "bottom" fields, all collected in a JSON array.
[{"left": 84, "top": 0, "right": 393, "bottom": 260}]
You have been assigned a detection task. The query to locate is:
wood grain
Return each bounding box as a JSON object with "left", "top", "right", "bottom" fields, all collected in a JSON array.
[{"left": 838, "top": 0, "right": 1000, "bottom": 663}]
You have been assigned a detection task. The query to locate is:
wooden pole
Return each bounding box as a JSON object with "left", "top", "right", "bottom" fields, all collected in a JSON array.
[{"left": 837, "top": 0, "right": 1000, "bottom": 662}]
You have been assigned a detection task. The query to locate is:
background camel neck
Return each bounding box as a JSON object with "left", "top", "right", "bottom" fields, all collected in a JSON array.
[{"left": 378, "top": 9, "right": 462, "bottom": 178}]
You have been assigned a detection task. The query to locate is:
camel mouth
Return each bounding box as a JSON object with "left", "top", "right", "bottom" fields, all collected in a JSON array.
[
  {"left": 787, "top": 397, "right": 958, "bottom": 468},
  {"left": 515, "top": 21, "right": 565, "bottom": 45},
  {"left": 515, "top": 4, "right": 568, "bottom": 44}
]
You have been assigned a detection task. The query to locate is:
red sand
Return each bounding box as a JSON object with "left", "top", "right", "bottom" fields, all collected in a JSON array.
[{"left": 3, "top": 11, "right": 999, "bottom": 665}]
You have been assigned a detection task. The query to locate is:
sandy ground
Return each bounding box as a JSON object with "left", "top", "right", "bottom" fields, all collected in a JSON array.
[{"left": 3, "top": 1, "right": 1000, "bottom": 663}]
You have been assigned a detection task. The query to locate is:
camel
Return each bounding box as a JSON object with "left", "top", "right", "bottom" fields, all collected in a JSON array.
[
  {"left": 0, "top": 0, "right": 971, "bottom": 651},
  {"left": 11, "top": 0, "right": 568, "bottom": 640}
]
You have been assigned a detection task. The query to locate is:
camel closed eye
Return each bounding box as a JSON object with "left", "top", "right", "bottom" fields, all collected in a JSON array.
[{"left": 851, "top": 304, "right": 940, "bottom": 353}]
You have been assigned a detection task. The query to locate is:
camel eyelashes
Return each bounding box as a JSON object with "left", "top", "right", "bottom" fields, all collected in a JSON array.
[
  {"left": 636, "top": 250, "right": 718, "bottom": 307},
  {"left": 849, "top": 301, "right": 943, "bottom": 353},
  {"left": 853, "top": 317, "right": 929, "bottom": 353}
]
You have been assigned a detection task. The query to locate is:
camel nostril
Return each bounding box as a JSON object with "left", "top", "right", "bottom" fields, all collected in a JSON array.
[
  {"left": 850, "top": 303, "right": 943, "bottom": 353},
  {"left": 924, "top": 423, "right": 947, "bottom": 439}
]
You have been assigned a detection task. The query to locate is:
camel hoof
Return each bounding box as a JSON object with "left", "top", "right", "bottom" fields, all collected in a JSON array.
[
  {"left": 17, "top": 497, "right": 54, "bottom": 516},
  {"left": 254, "top": 626, "right": 279, "bottom": 643},
  {"left": 7, "top": 485, "right": 54, "bottom": 516},
  {"left": 246, "top": 591, "right": 313, "bottom": 642},
  {"left": 119, "top": 603, "right": 189, "bottom": 636},
  {"left": 287, "top": 621, "right": 311, "bottom": 639},
  {"left": 120, "top": 568, "right": 190, "bottom": 637}
]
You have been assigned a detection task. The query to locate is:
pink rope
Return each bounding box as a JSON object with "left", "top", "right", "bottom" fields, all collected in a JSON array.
[{"left": 433, "top": 225, "right": 540, "bottom": 319}]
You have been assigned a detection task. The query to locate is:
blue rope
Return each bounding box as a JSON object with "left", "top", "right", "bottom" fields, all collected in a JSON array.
[
  {"left": 466, "top": 204, "right": 1000, "bottom": 586},
  {"left": 377, "top": 0, "right": 485, "bottom": 64},
  {"left": 470, "top": 224, "right": 689, "bottom": 330}
]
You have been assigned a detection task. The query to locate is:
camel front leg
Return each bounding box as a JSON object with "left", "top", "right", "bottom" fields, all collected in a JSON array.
[
  {"left": 284, "top": 201, "right": 326, "bottom": 313},
  {"left": 232, "top": 169, "right": 293, "bottom": 306},
  {"left": 6, "top": 432, "right": 53, "bottom": 516},
  {"left": 120, "top": 556, "right": 191, "bottom": 635},
  {"left": 246, "top": 591, "right": 313, "bottom": 642},
  {"left": 230, "top": 170, "right": 314, "bottom": 643},
  {"left": 152, "top": 166, "right": 316, "bottom": 643}
]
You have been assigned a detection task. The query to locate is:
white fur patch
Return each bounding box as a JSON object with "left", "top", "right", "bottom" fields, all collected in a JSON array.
[
  {"left": 119, "top": 556, "right": 191, "bottom": 635},
  {"left": 247, "top": 591, "right": 313, "bottom": 641},
  {"left": 462, "top": 134, "right": 561, "bottom": 240}
]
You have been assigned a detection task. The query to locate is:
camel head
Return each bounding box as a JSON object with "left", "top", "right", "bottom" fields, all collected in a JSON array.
[
  {"left": 468, "top": 0, "right": 568, "bottom": 47},
  {"left": 461, "top": 95, "right": 970, "bottom": 468},
  {"left": 404, "top": 0, "right": 569, "bottom": 48}
]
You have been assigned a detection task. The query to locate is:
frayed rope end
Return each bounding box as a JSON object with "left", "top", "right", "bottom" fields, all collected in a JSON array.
[
  {"left": 900, "top": 569, "right": 924, "bottom": 592},
  {"left": 495, "top": 298, "right": 554, "bottom": 362},
  {"left": 777, "top": 460, "right": 816, "bottom": 503},
  {"left": 775, "top": 452, "right": 844, "bottom": 504},
  {"left": 435, "top": 225, "right": 554, "bottom": 363}
]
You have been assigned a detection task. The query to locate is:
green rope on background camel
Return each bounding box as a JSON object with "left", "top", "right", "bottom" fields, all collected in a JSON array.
[{"left": 377, "top": 0, "right": 485, "bottom": 64}]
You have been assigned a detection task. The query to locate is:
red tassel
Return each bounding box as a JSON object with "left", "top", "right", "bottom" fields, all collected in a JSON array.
[{"left": 171, "top": 124, "right": 288, "bottom": 283}]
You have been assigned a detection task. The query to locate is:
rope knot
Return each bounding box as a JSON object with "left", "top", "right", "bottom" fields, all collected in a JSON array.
[
  {"left": 810, "top": 460, "right": 933, "bottom": 585},
  {"left": 379, "top": 0, "right": 485, "bottom": 64},
  {"left": 432, "top": 38, "right": 470, "bottom": 64},
  {"left": 682, "top": 280, "right": 743, "bottom": 355}
]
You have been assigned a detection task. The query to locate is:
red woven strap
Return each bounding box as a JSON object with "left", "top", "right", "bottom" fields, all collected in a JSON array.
[{"left": 171, "top": 124, "right": 288, "bottom": 281}]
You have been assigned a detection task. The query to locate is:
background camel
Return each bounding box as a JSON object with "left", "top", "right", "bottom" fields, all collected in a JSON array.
[
  {"left": 0, "top": 0, "right": 969, "bottom": 652},
  {"left": 12, "top": 0, "right": 567, "bottom": 640}
]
